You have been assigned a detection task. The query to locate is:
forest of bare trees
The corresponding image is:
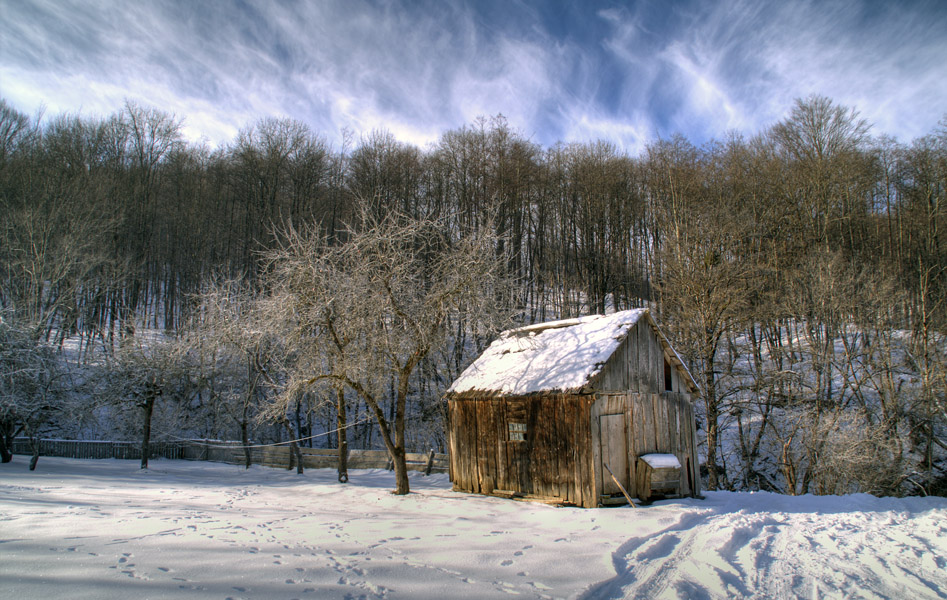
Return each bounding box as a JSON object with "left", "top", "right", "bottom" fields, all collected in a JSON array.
[{"left": 1, "top": 95, "right": 944, "bottom": 497}]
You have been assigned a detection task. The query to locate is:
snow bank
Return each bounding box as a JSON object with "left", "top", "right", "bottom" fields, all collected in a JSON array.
[{"left": 2, "top": 457, "right": 945, "bottom": 599}]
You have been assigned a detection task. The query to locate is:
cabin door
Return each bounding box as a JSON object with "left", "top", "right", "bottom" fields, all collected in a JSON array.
[{"left": 599, "top": 414, "right": 629, "bottom": 495}]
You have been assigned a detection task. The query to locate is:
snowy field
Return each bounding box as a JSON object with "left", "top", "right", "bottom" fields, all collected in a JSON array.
[{"left": 2, "top": 458, "right": 945, "bottom": 600}]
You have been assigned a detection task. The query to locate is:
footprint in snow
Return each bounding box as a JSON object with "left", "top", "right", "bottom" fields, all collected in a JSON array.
[{"left": 530, "top": 580, "right": 552, "bottom": 590}]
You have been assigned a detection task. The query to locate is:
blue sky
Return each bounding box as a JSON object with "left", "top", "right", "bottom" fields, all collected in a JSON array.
[{"left": 1, "top": 0, "right": 945, "bottom": 153}]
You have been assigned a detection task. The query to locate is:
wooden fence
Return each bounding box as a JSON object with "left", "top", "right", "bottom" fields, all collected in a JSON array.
[
  {"left": 11, "top": 438, "right": 449, "bottom": 474},
  {"left": 11, "top": 438, "right": 185, "bottom": 460}
]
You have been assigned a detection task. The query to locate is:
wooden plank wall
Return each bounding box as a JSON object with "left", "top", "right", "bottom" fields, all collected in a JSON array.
[
  {"left": 679, "top": 393, "right": 701, "bottom": 496},
  {"left": 596, "top": 321, "right": 671, "bottom": 395},
  {"left": 449, "top": 391, "right": 700, "bottom": 506},
  {"left": 594, "top": 323, "right": 639, "bottom": 392},
  {"left": 448, "top": 395, "right": 596, "bottom": 507},
  {"left": 623, "top": 392, "right": 699, "bottom": 498},
  {"left": 558, "top": 391, "right": 700, "bottom": 503},
  {"left": 668, "top": 355, "right": 684, "bottom": 393},
  {"left": 639, "top": 321, "right": 653, "bottom": 392}
]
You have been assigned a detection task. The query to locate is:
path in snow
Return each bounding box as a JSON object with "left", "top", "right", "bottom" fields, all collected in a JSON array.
[
  {"left": 581, "top": 493, "right": 946, "bottom": 599},
  {"left": 1, "top": 457, "right": 945, "bottom": 599}
]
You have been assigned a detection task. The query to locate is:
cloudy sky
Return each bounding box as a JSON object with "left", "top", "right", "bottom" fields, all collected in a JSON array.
[{"left": 1, "top": 0, "right": 945, "bottom": 153}]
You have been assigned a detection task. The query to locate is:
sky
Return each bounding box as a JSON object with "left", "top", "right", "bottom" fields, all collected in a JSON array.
[{"left": 1, "top": 0, "right": 945, "bottom": 154}]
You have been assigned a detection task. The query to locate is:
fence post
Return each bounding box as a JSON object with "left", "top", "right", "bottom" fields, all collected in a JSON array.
[{"left": 424, "top": 448, "right": 436, "bottom": 476}]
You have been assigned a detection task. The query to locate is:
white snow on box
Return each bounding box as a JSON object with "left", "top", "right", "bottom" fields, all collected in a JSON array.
[
  {"left": 448, "top": 309, "right": 648, "bottom": 396},
  {"left": 640, "top": 453, "right": 681, "bottom": 469}
]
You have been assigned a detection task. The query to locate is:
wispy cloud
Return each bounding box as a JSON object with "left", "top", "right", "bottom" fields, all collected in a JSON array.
[
  {"left": 1, "top": 0, "right": 944, "bottom": 152},
  {"left": 597, "top": 0, "right": 947, "bottom": 143}
]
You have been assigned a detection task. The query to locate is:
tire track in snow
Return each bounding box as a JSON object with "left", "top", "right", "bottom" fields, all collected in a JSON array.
[
  {"left": 580, "top": 502, "right": 947, "bottom": 600},
  {"left": 578, "top": 511, "right": 708, "bottom": 600}
]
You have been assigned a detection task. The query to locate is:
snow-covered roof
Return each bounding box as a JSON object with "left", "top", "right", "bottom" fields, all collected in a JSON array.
[{"left": 448, "top": 309, "right": 656, "bottom": 396}]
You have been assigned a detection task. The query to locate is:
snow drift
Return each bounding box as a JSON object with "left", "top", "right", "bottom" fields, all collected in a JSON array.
[{"left": 2, "top": 457, "right": 945, "bottom": 599}]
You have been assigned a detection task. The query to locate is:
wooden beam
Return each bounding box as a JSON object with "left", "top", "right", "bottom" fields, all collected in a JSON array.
[{"left": 603, "top": 462, "right": 636, "bottom": 508}]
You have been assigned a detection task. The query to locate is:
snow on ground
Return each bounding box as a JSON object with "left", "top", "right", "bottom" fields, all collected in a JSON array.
[{"left": 2, "top": 458, "right": 945, "bottom": 600}]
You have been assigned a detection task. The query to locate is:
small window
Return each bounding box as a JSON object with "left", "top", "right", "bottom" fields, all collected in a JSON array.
[
  {"left": 508, "top": 422, "right": 527, "bottom": 442},
  {"left": 664, "top": 358, "right": 673, "bottom": 392}
]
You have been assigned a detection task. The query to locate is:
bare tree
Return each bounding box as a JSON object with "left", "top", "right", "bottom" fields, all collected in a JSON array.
[
  {"left": 645, "top": 137, "right": 760, "bottom": 490},
  {"left": 0, "top": 113, "right": 125, "bottom": 344},
  {"left": 0, "top": 313, "right": 74, "bottom": 468},
  {"left": 262, "top": 208, "right": 516, "bottom": 495},
  {"left": 0, "top": 99, "right": 31, "bottom": 168},
  {"left": 192, "top": 278, "right": 281, "bottom": 468},
  {"left": 104, "top": 332, "right": 194, "bottom": 469}
]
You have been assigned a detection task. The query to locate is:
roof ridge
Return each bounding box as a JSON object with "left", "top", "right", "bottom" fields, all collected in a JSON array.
[{"left": 505, "top": 308, "right": 647, "bottom": 337}]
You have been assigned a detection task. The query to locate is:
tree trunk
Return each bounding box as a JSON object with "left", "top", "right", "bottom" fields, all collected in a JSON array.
[
  {"left": 281, "top": 420, "right": 303, "bottom": 474},
  {"left": 391, "top": 367, "right": 413, "bottom": 495},
  {"left": 241, "top": 365, "right": 257, "bottom": 469},
  {"left": 703, "top": 343, "right": 722, "bottom": 491},
  {"left": 391, "top": 446, "right": 410, "bottom": 495},
  {"left": 140, "top": 394, "right": 156, "bottom": 470},
  {"left": 335, "top": 376, "right": 410, "bottom": 494},
  {"left": 26, "top": 428, "right": 40, "bottom": 471},
  {"left": 240, "top": 420, "right": 251, "bottom": 469},
  {"left": 336, "top": 389, "right": 349, "bottom": 483},
  {"left": 29, "top": 444, "right": 39, "bottom": 471},
  {"left": 705, "top": 395, "right": 720, "bottom": 490},
  {"left": 294, "top": 397, "right": 305, "bottom": 448},
  {"left": 0, "top": 422, "right": 14, "bottom": 463}
]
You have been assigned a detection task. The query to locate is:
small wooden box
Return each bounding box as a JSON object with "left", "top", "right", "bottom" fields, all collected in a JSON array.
[{"left": 636, "top": 454, "right": 681, "bottom": 503}]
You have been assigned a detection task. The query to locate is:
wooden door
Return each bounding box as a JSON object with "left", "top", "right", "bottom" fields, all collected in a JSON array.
[{"left": 599, "top": 414, "right": 628, "bottom": 495}]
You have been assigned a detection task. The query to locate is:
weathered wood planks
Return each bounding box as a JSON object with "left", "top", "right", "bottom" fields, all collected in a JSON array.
[{"left": 447, "top": 313, "right": 701, "bottom": 508}]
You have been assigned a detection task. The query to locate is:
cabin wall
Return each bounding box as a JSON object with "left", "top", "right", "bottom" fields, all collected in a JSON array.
[
  {"left": 626, "top": 391, "right": 700, "bottom": 498},
  {"left": 595, "top": 321, "right": 676, "bottom": 395},
  {"left": 449, "top": 391, "right": 700, "bottom": 507},
  {"left": 667, "top": 355, "right": 684, "bottom": 393},
  {"left": 590, "top": 392, "right": 700, "bottom": 501},
  {"left": 447, "top": 395, "right": 597, "bottom": 508}
]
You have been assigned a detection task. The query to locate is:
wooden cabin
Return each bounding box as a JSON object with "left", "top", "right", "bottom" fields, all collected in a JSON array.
[{"left": 445, "top": 308, "right": 700, "bottom": 508}]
